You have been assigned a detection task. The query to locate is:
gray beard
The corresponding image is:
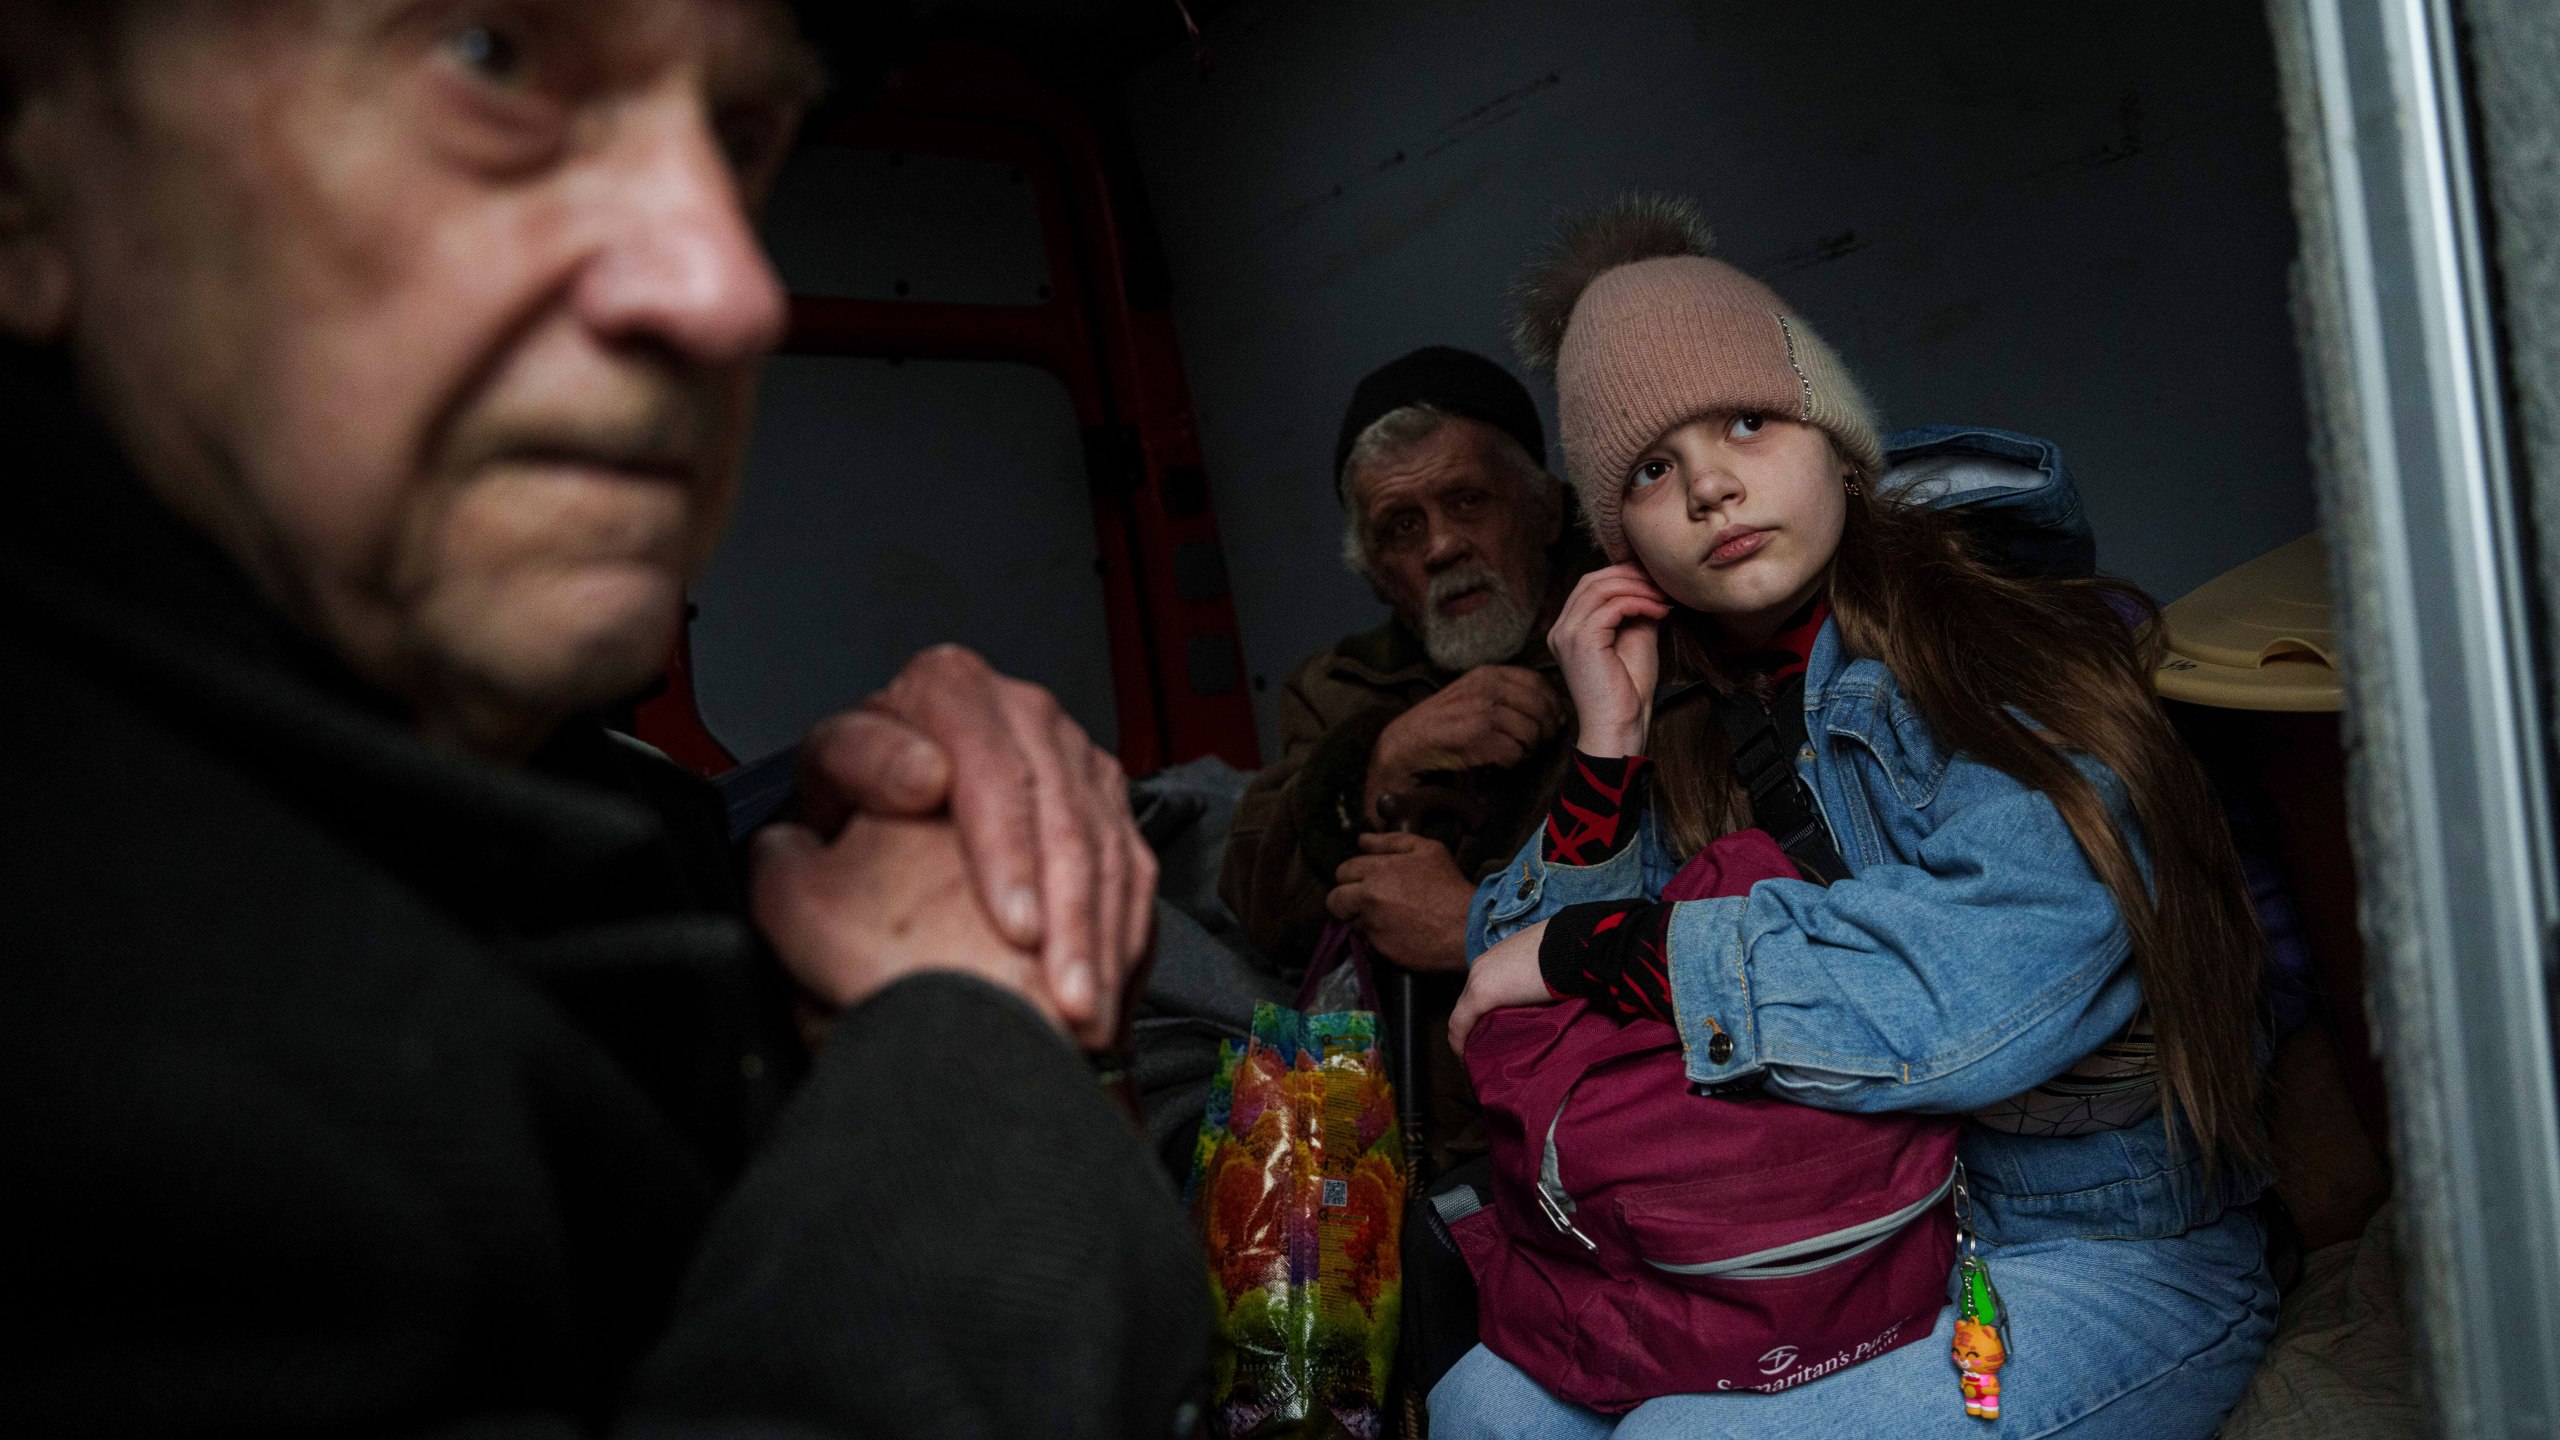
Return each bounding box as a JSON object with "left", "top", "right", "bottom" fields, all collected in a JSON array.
[{"left": 1417, "top": 564, "right": 1540, "bottom": 671}]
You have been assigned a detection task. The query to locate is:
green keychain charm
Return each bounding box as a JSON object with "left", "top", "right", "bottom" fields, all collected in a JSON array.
[{"left": 1950, "top": 1167, "right": 2011, "bottom": 1421}]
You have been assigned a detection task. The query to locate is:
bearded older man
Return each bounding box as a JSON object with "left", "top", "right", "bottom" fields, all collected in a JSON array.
[
  {"left": 0, "top": 4, "right": 1200, "bottom": 1436},
  {"left": 1223, "top": 348, "right": 1588, "bottom": 981}
]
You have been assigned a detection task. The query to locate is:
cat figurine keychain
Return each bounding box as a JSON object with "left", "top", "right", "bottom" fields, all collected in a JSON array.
[{"left": 1950, "top": 1166, "right": 2011, "bottom": 1421}]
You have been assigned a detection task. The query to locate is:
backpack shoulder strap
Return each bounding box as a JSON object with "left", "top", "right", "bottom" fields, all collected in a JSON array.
[{"left": 1710, "top": 684, "right": 1852, "bottom": 885}]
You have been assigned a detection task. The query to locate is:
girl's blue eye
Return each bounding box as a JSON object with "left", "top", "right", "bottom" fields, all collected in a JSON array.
[
  {"left": 447, "top": 23, "right": 529, "bottom": 85},
  {"left": 1728, "top": 413, "right": 1766, "bottom": 439}
]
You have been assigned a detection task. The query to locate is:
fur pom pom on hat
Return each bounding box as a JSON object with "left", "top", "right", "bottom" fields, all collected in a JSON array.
[{"left": 1509, "top": 194, "right": 1883, "bottom": 562}]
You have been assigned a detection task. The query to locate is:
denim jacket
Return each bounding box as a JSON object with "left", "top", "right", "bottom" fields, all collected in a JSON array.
[
  {"left": 1466, "top": 428, "right": 2262, "bottom": 1245},
  {"left": 1874, "top": 424, "right": 2096, "bottom": 580}
]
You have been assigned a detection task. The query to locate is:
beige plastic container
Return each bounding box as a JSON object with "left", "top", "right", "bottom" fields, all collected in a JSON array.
[{"left": 2153, "top": 532, "right": 2342, "bottom": 713}]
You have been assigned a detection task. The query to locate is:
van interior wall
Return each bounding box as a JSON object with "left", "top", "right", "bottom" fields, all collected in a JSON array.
[
  {"left": 1126, "top": 0, "right": 2317, "bottom": 760},
  {"left": 693, "top": 149, "right": 1121, "bottom": 766}
]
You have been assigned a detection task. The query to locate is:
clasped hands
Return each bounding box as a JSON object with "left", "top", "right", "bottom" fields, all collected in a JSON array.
[
  {"left": 751, "top": 644, "right": 1155, "bottom": 1050},
  {"left": 1330, "top": 665, "right": 1563, "bottom": 974}
]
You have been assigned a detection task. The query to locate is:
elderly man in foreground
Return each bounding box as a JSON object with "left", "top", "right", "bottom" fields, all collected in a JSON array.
[
  {"left": 0, "top": 4, "right": 1200, "bottom": 1436},
  {"left": 1221, "top": 347, "right": 1586, "bottom": 1153}
]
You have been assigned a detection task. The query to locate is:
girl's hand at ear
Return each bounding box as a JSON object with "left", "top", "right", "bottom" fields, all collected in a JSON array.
[
  {"left": 1449, "top": 920, "right": 1555, "bottom": 1054},
  {"left": 1548, "top": 564, "right": 1672, "bottom": 758}
]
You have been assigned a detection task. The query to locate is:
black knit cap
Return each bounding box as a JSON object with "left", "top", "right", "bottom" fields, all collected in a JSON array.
[{"left": 1332, "top": 346, "right": 1547, "bottom": 504}]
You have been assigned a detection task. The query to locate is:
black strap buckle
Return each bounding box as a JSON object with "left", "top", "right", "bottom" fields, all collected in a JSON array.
[{"left": 1710, "top": 688, "right": 1850, "bottom": 884}]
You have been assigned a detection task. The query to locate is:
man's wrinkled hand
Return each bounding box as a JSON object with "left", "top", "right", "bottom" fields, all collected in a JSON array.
[
  {"left": 1366, "top": 665, "right": 1564, "bottom": 823},
  {"left": 752, "top": 814, "right": 1064, "bottom": 1032},
  {"left": 1448, "top": 919, "right": 1556, "bottom": 1054},
  {"left": 794, "top": 644, "right": 1156, "bottom": 1049},
  {"left": 1325, "top": 832, "right": 1475, "bottom": 973}
]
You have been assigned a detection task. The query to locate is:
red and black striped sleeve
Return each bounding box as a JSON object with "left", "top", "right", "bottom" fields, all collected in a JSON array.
[
  {"left": 1537, "top": 900, "right": 1678, "bottom": 1023},
  {"left": 1542, "top": 752, "right": 1654, "bottom": 867}
]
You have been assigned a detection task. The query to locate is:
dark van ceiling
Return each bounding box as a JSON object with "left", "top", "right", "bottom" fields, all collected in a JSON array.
[{"left": 815, "top": 0, "right": 1238, "bottom": 86}]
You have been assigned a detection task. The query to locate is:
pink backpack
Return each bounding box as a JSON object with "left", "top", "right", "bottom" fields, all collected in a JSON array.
[{"left": 1443, "top": 830, "right": 1960, "bottom": 1411}]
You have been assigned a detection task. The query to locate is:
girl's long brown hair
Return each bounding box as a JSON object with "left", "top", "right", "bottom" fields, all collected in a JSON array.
[{"left": 1649, "top": 486, "right": 2267, "bottom": 1176}]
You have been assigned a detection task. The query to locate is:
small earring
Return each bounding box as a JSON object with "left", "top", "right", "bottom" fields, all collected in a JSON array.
[{"left": 1844, "top": 476, "right": 1864, "bottom": 498}]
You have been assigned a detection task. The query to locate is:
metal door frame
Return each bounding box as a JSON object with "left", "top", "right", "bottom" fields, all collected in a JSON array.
[
  {"left": 2276, "top": 0, "right": 2560, "bottom": 1430},
  {"left": 638, "top": 43, "right": 1261, "bottom": 777}
]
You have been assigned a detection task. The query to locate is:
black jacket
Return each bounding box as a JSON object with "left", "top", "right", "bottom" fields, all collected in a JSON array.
[{"left": 0, "top": 361, "right": 1209, "bottom": 1438}]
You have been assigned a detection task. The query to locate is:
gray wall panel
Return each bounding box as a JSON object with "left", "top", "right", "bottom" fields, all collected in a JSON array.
[{"left": 694, "top": 357, "right": 1117, "bottom": 762}]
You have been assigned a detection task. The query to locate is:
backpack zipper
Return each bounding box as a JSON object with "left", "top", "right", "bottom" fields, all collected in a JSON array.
[
  {"left": 1538, "top": 1072, "right": 1956, "bottom": 1277},
  {"left": 1642, "top": 1162, "right": 1957, "bottom": 1281},
  {"left": 1535, "top": 1096, "right": 1599, "bottom": 1251}
]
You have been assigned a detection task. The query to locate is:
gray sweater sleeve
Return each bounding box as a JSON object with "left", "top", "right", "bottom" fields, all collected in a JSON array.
[{"left": 620, "top": 973, "right": 1211, "bottom": 1440}]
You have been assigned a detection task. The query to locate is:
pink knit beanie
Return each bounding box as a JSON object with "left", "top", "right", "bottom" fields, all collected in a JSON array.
[{"left": 1512, "top": 196, "right": 1883, "bottom": 562}]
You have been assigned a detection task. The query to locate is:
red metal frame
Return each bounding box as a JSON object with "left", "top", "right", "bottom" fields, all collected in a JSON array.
[
  {"left": 636, "top": 44, "right": 1258, "bottom": 778},
  {"left": 631, "top": 620, "right": 739, "bottom": 776}
]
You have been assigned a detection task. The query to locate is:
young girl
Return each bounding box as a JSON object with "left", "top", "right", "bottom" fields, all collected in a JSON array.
[{"left": 1429, "top": 196, "right": 2278, "bottom": 1439}]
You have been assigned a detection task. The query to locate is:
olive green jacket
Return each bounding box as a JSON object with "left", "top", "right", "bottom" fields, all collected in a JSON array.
[{"left": 1218, "top": 614, "right": 1575, "bottom": 973}]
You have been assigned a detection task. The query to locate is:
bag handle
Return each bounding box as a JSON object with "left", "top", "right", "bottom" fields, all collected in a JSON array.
[{"left": 1297, "top": 921, "right": 1385, "bottom": 1013}]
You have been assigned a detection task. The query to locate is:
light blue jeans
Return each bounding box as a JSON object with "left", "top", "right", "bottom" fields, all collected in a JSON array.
[{"left": 1428, "top": 1208, "right": 2277, "bottom": 1440}]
